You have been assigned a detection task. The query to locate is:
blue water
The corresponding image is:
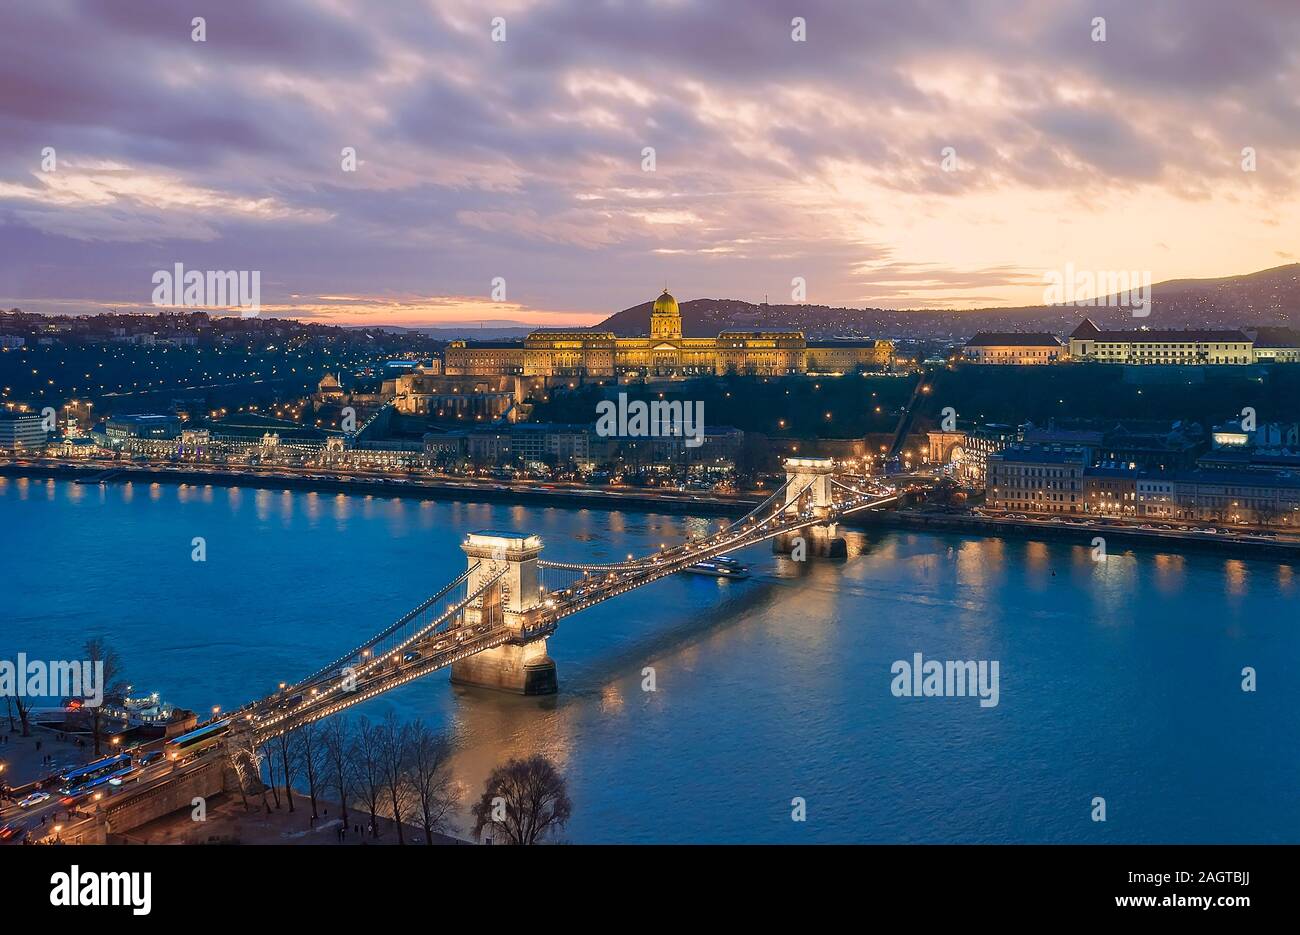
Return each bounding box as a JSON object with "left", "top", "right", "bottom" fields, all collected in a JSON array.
[{"left": 3, "top": 475, "right": 1297, "bottom": 843}]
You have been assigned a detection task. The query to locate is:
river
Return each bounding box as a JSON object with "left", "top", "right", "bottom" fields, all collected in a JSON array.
[{"left": 3, "top": 474, "right": 1297, "bottom": 842}]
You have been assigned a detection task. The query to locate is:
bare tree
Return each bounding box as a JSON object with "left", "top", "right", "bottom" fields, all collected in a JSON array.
[
  {"left": 471, "top": 755, "right": 572, "bottom": 845},
  {"left": 11, "top": 695, "right": 31, "bottom": 738},
  {"left": 225, "top": 732, "right": 264, "bottom": 812},
  {"left": 259, "top": 739, "right": 280, "bottom": 811},
  {"left": 377, "top": 712, "right": 412, "bottom": 844},
  {"left": 322, "top": 715, "right": 352, "bottom": 828},
  {"left": 408, "top": 722, "right": 457, "bottom": 845},
  {"left": 82, "top": 638, "right": 124, "bottom": 755},
  {"left": 298, "top": 722, "right": 323, "bottom": 821},
  {"left": 351, "top": 716, "right": 384, "bottom": 838},
  {"left": 273, "top": 728, "right": 297, "bottom": 813}
]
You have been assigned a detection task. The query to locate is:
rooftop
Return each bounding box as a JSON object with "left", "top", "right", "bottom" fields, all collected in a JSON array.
[
  {"left": 965, "top": 332, "right": 1063, "bottom": 347},
  {"left": 1171, "top": 469, "right": 1300, "bottom": 489},
  {"left": 989, "top": 444, "right": 1089, "bottom": 465},
  {"left": 1070, "top": 318, "right": 1250, "bottom": 343},
  {"left": 1251, "top": 326, "right": 1300, "bottom": 348}
]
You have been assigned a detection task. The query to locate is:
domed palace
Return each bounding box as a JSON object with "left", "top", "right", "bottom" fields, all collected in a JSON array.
[{"left": 444, "top": 288, "right": 892, "bottom": 379}]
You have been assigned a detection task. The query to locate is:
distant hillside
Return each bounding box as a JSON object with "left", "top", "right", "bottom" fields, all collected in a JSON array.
[
  {"left": 595, "top": 264, "right": 1300, "bottom": 341},
  {"left": 356, "top": 324, "right": 533, "bottom": 340}
]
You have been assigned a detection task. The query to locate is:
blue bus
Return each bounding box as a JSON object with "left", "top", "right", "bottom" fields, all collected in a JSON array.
[
  {"left": 58, "top": 754, "right": 135, "bottom": 796},
  {"left": 59, "top": 753, "right": 131, "bottom": 788}
]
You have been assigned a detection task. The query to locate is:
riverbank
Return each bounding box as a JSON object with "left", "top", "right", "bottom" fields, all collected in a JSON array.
[
  {"left": 0, "top": 723, "right": 93, "bottom": 788},
  {"left": 122, "top": 789, "right": 471, "bottom": 845},
  {"left": 855, "top": 508, "right": 1300, "bottom": 559},
  {"left": 0, "top": 460, "right": 756, "bottom": 517}
]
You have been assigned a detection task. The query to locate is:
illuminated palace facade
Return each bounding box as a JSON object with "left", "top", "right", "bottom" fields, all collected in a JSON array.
[{"left": 444, "top": 290, "right": 893, "bottom": 378}]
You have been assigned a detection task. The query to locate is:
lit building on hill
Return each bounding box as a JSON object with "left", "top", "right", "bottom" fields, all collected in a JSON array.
[
  {"left": 1068, "top": 319, "right": 1255, "bottom": 364},
  {"left": 444, "top": 289, "right": 893, "bottom": 378},
  {"left": 962, "top": 332, "right": 1066, "bottom": 364}
]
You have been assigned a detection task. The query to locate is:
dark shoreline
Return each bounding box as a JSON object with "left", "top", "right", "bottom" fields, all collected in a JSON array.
[
  {"left": 853, "top": 509, "right": 1300, "bottom": 560},
  {"left": 7, "top": 461, "right": 1298, "bottom": 560},
  {"left": 0, "top": 461, "right": 756, "bottom": 517}
]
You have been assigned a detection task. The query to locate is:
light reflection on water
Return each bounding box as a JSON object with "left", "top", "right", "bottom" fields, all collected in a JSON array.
[{"left": 3, "top": 479, "right": 1298, "bottom": 843}]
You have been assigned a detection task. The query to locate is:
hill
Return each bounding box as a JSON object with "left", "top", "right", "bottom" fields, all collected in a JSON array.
[{"left": 594, "top": 264, "right": 1300, "bottom": 341}]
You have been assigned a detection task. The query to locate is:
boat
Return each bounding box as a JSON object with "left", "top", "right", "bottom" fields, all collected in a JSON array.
[{"left": 685, "top": 556, "right": 750, "bottom": 579}]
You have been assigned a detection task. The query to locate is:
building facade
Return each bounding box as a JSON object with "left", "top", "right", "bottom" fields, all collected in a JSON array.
[
  {"left": 1249, "top": 327, "right": 1300, "bottom": 364},
  {"left": 962, "top": 332, "right": 1066, "bottom": 364},
  {"left": 1141, "top": 470, "right": 1300, "bottom": 526},
  {"left": 1083, "top": 464, "right": 1140, "bottom": 517},
  {"left": 1069, "top": 319, "right": 1255, "bottom": 364},
  {"left": 390, "top": 370, "right": 524, "bottom": 421},
  {"left": 0, "top": 411, "right": 46, "bottom": 451},
  {"left": 105, "top": 414, "right": 182, "bottom": 440},
  {"left": 445, "top": 290, "right": 893, "bottom": 378},
  {"left": 986, "top": 445, "right": 1088, "bottom": 513},
  {"left": 467, "top": 423, "right": 601, "bottom": 466}
]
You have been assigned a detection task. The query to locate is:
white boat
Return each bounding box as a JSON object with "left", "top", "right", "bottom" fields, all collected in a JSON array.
[{"left": 685, "top": 556, "right": 750, "bottom": 579}]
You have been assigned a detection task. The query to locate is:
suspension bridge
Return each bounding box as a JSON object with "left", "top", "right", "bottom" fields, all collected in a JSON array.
[
  {"left": 41, "top": 458, "right": 909, "bottom": 838},
  {"left": 209, "top": 457, "right": 901, "bottom": 745}
]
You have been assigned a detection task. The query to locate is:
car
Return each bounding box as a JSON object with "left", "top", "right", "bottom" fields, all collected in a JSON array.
[
  {"left": 0, "top": 821, "right": 28, "bottom": 841},
  {"left": 18, "top": 791, "right": 51, "bottom": 808},
  {"left": 1139, "top": 525, "right": 1154, "bottom": 530},
  {"left": 402, "top": 650, "right": 422, "bottom": 663}
]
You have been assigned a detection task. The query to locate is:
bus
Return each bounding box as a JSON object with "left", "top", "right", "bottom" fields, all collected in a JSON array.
[
  {"left": 162, "top": 719, "right": 232, "bottom": 764},
  {"left": 58, "top": 754, "right": 135, "bottom": 796}
]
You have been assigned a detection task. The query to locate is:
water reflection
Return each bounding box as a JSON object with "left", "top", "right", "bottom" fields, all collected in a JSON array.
[{"left": 1224, "top": 559, "right": 1249, "bottom": 597}]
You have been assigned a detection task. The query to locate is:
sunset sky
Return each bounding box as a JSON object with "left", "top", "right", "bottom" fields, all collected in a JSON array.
[{"left": 1, "top": 0, "right": 1297, "bottom": 327}]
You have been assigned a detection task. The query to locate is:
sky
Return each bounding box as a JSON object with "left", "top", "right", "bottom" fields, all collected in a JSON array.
[{"left": 0, "top": 0, "right": 1297, "bottom": 328}]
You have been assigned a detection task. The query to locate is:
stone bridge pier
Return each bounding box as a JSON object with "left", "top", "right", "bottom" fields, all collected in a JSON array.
[
  {"left": 772, "top": 457, "right": 847, "bottom": 559},
  {"left": 450, "top": 530, "right": 557, "bottom": 695}
]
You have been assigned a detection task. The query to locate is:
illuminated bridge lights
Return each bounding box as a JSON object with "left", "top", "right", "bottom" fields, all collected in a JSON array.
[{"left": 221, "top": 472, "right": 903, "bottom": 740}]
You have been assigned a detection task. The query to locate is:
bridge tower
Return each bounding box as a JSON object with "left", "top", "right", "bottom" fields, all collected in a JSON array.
[
  {"left": 450, "top": 530, "right": 557, "bottom": 695},
  {"left": 773, "top": 457, "right": 847, "bottom": 558}
]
